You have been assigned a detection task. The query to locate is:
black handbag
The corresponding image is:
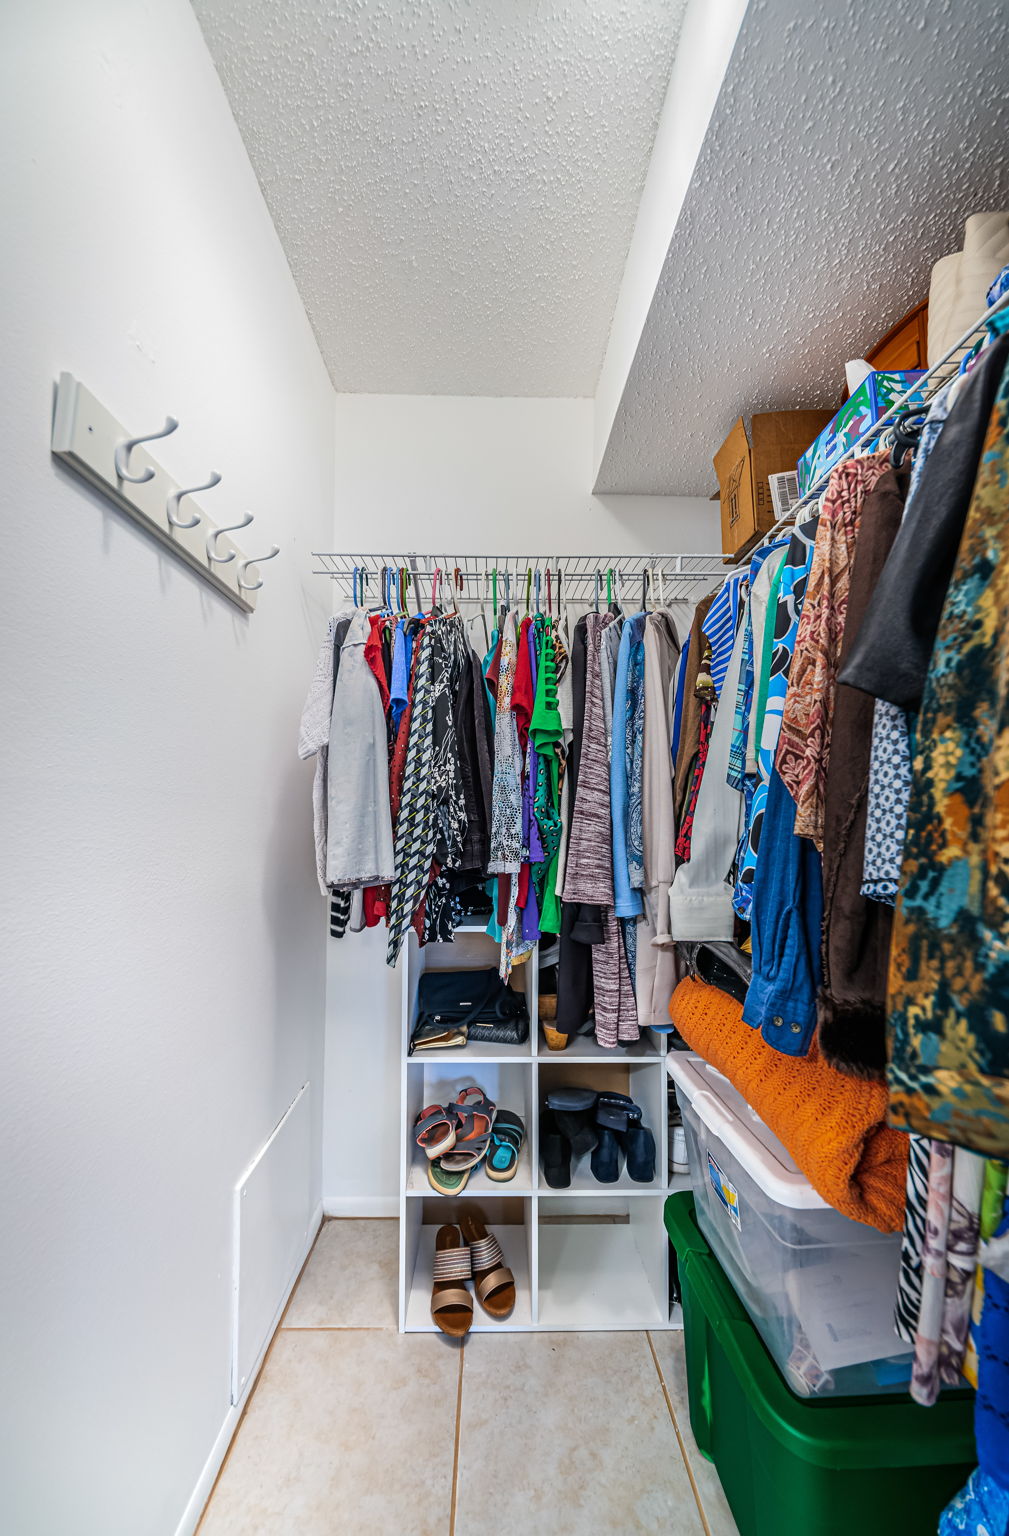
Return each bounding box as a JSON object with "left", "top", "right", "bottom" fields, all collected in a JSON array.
[{"left": 410, "top": 967, "right": 529, "bottom": 1052}]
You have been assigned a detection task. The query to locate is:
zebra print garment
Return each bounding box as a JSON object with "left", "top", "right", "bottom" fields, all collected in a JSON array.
[
  {"left": 386, "top": 616, "right": 468, "bottom": 965},
  {"left": 894, "top": 1132, "right": 932, "bottom": 1343}
]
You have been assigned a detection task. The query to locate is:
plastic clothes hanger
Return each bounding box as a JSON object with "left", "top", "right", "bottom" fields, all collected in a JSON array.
[{"left": 480, "top": 569, "right": 490, "bottom": 649}]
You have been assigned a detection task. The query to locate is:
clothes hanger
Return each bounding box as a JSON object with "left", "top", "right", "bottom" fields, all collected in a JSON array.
[
  {"left": 431, "top": 566, "right": 442, "bottom": 613},
  {"left": 890, "top": 408, "right": 927, "bottom": 469},
  {"left": 352, "top": 564, "right": 359, "bottom": 608},
  {"left": 594, "top": 570, "right": 601, "bottom": 612},
  {"left": 534, "top": 568, "right": 541, "bottom": 615}
]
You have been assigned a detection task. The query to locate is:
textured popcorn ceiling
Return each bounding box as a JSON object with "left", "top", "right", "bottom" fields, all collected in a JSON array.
[
  {"left": 595, "top": 0, "right": 1009, "bottom": 494},
  {"left": 191, "top": 0, "right": 685, "bottom": 396}
]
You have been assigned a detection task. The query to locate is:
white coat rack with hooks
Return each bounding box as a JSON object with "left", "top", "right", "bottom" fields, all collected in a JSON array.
[{"left": 51, "top": 373, "right": 280, "bottom": 613}]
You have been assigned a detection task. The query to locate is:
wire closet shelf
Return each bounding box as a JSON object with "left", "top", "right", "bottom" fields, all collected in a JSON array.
[
  {"left": 310, "top": 551, "right": 730, "bottom": 605},
  {"left": 745, "top": 285, "right": 1009, "bottom": 559},
  {"left": 313, "top": 288, "right": 1009, "bottom": 599}
]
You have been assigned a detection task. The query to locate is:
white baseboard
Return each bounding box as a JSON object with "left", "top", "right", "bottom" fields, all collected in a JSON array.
[
  {"left": 173, "top": 1200, "right": 324, "bottom": 1536},
  {"left": 322, "top": 1194, "right": 399, "bottom": 1217}
]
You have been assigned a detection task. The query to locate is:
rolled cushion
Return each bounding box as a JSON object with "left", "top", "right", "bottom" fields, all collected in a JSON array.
[{"left": 670, "top": 976, "right": 908, "bottom": 1232}]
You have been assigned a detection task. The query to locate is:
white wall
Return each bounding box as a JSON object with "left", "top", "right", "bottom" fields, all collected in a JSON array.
[
  {"left": 0, "top": 4, "right": 334, "bottom": 1534},
  {"left": 324, "top": 394, "right": 719, "bottom": 1211}
]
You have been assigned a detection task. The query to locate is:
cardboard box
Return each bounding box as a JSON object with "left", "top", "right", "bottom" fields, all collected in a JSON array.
[
  {"left": 714, "top": 411, "right": 833, "bottom": 562},
  {"left": 796, "top": 370, "right": 928, "bottom": 495}
]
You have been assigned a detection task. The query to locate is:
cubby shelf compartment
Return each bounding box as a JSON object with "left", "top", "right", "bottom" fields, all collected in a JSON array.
[
  {"left": 402, "top": 1215, "right": 533, "bottom": 1332},
  {"left": 398, "top": 929, "right": 682, "bottom": 1333}
]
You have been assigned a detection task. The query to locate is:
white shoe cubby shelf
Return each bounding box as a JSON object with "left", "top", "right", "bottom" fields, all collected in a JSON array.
[{"left": 398, "top": 925, "right": 689, "bottom": 1333}]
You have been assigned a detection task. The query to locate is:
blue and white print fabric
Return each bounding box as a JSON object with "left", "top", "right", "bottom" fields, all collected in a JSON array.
[
  {"left": 701, "top": 573, "right": 746, "bottom": 700},
  {"left": 861, "top": 702, "right": 913, "bottom": 904}
]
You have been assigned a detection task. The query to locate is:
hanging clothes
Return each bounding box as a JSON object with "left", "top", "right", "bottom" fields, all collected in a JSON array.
[
  {"left": 562, "top": 612, "right": 638, "bottom": 1045},
  {"left": 726, "top": 543, "right": 789, "bottom": 916},
  {"left": 845, "top": 353, "right": 1007, "bottom": 913},
  {"left": 385, "top": 615, "right": 446, "bottom": 964},
  {"left": 939, "top": 1150, "right": 986, "bottom": 1389},
  {"left": 451, "top": 640, "right": 494, "bottom": 884},
  {"left": 840, "top": 331, "right": 1009, "bottom": 711},
  {"left": 555, "top": 616, "right": 597, "bottom": 1040},
  {"left": 775, "top": 454, "right": 890, "bottom": 851},
  {"left": 298, "top": 612, "right": 347, "bottom": 895},
  {"left": 668, "top": 605, "right": 748, "bottom": 942},
  {"left": 326, "top": 608, "right": 396, "bottom": 890},
  {"left": 487, "top": 611, "right": 524, "bottom": 880},
  {"left": 637, "top": 609, "right": 682, "bottom": 1029},
  {"left": 529, "top": 621, "right": 564, "bottom": 936},
  {"left": 701, "top": 573, "right": 747, "bottom": 699},
  {"left": 894, "top": 1133, "right": 933, "bottom": 1345},
  {"left": 611, "top": 613, "right": 647, "bottom": 920},
  {"left": 911, "top": 1140, "right": 955, "bottom": 1408},
  {"left": 673, "top": 593, "right": 717, "bottom": 817},
  {"left": 886, "top": 342, "right": 1009, "bottom": 1156},
  {"left": 816, "top": 464, "right": 909, "bottom": 1080},
  {"left": 735, "top": 517, "right": 818, "bottom": 923}
]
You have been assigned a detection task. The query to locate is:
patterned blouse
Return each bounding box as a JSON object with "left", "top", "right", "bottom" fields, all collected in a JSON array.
[{"left": 776, "top": 454, "right": 890, "bottom": 850}]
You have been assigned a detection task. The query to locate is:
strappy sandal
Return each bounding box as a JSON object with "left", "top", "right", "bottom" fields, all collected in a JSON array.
[
  {"left": 459, "top": 1213, "right": 515, "bottom": 1319},
  {"left": 414, "top": 1104, "right": 457, "bottom": 1161},
  {"left": 485, "top": 1109, "right": 526, "bottom": 1183},
  {"left": 431, "top": 1225, "right": 473, "bottom": 1336},
  {"left": 427, "top": 1157, "right": 473, "bottom": 1196},
  {"left": 437, "top": 1087, "right": 497, "bottom": 1175}
]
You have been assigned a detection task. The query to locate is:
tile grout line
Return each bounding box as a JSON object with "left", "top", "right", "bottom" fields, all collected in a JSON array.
[
  {"left": 281, "top": 1323, "right": 397, "bottom": 1331},
  {"left": 194, "top": 1221, "right": 326, "bottom": 1534},
  {"left": 448, "top": 1339, "right": 466, "bottom": 1536},
  {"left": 646, "top": 1331, "right": 713, "bottom": 1536}
]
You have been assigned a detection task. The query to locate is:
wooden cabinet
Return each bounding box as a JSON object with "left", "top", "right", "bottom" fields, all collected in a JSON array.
[{"left": 865, "top": 298, "right": 929, "bottom": 372}]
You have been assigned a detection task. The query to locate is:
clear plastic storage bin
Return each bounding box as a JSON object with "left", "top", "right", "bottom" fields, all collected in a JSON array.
[{"left": 668, "top": 1054, "right": 913, "bottom": 1397}]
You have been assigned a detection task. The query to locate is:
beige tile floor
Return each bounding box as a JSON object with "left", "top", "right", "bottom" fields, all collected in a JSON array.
[{"left": 198, "top": 1219, "right": 738, "bottom": 1536}]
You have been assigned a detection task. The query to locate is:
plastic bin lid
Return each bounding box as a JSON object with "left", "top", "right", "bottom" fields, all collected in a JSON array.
[{"left": 668, "top": 1053, "right": 829, "bottom": 1211}]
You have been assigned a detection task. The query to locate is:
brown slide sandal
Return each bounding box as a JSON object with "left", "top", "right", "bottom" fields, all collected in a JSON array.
[
  {"left": 458, "top": 1213, "right": 515, "bottom": 1319},
  {"left": 431, "top": 1225, "right": 473, "bottom": 1336}
]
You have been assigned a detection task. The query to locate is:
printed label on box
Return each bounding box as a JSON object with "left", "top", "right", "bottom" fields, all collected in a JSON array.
[{"left": 707, "top": 1152, "right": 741, "bottom": 1230}]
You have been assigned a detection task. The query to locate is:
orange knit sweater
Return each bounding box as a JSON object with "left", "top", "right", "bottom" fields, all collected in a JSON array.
[{"left": 670, "top": 977, "right": 908, "bottom": 1232}]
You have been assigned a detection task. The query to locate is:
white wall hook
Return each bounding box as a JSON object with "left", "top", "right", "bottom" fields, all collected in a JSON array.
[
  {"left": 167, "top": 471, "right": 221, "bottom": 530},
  {"left": 237, "top": 545, "right": 280, "bottom": 591},
  {"left": 206, "top": 511, "right": 253, "bottom": 565},
  {"left": 113, "top": 415, "right": 179, "bottom": 483}
]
